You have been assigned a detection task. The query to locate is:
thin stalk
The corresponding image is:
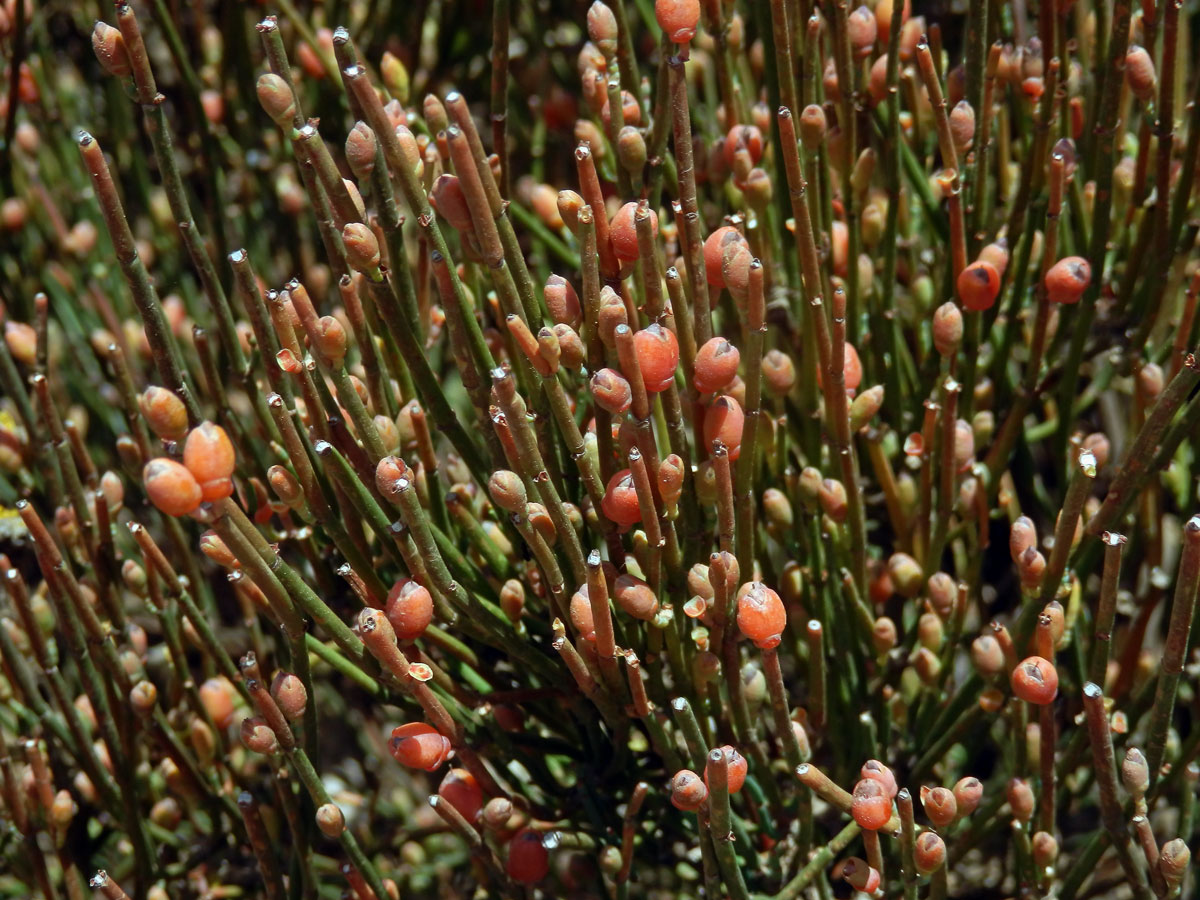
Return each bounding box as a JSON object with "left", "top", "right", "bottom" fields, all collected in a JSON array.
[
  {"left": 1144, "top": 515, "right": 1200, "bottom": 782},
  {"left": 1081, "top": 682, "right": 1155, "bottom": 900}
]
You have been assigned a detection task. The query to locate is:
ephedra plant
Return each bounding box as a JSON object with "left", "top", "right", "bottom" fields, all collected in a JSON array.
[{"left": 0, "top": 0, "right": 1198, "bottom": 897}]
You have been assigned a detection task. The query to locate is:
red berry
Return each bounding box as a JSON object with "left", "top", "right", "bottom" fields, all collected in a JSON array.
[
  {"left": 914, "top": 831, "right": 946, "bottom": 875},
  {"left": 736, "top": 582, "right": 786, "bottom": 649},
  {"left": 694, "top": 337, "right": 741, "bottom": 394},
  {"left": 656, "top": 0, "right": 701, "bottom": 43},
  {"left": 507, "top": 827, "right": 550, "bottom": 883},
  {"left": 1010, "top": 655, "right": 1058, "bottom": 704},
  {"left": 704, "top": 745, "right": 748, "bottom": 793},
  {"left": 851, "top": 778, "right": 892, "bottom": 830},
  {"left": 389, "top": 722, "right": 452, "bottom": 771},
  {"left": 386, "top": 579, "right": 434, "bottom": 641},
  {"left": 610, "top": 201, "right": 656, "bottom": 261},
  {"left": 633, "top": 323, "right": 679, "bottom": 392},
  {"left": 722, "top": 125, "right": 764, "bottom": 168},
  {"left": 601, "top": 469, "right": 642, "bottom": 526},
  {"left": 438, "top": 768, "right": 483, "bottom": 824},
  {"left": 143, "top": 458, "right": 203, "bottom": 518},
  {"left": 1045, "top": 256, "right": 1091, "bottom": 304},
  {"left": 703, "top": 226, "right": 746, "bottom": 288},
  {"left": 957, "top": 260, "right": 1001, "bottom": 311},
  {"left": 703, "top": 395, "right": 745, "bottom": 459},
  {"left": 842, "top": 857, "right": 881, "bottom": 893},
  {"left": 670, "top": 769, "right": 709, "bottom": 811},
  {"left": 860, "top": 760, "right": 897, "bottom": 798}
]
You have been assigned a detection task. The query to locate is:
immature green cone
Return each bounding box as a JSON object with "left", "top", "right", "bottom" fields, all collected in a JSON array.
[{"left": 380, "top": 51, "right": 410, "bottom": 104}]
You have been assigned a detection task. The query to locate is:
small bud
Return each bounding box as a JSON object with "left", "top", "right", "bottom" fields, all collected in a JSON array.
[
  {"left": 139, "top": 386, "right": 189, "bottom": 441},
  {"left": 1121, "top": 747, "right": 1149, "bottom": 799},
  {"left": 343, "top": 223, "right": 381, "bottom": 272},
  {"left": 271, "top": 672, "right": 308, "bottom": 720},
  {"left": 799, "top": 105, "right": 826, "bottom": 150},
  {"left": 129, "top": 681, "right": 157, "bottom": 717},
  {"left": 240, "top": 716, "right": 279, "bottom": 754},
  {"left": 92, "top": 22, "right": 132, "bottom": 78},
  {"left": 316, "top": 802, "right": 345, "bottom": 837},
  {"left": 256, "top": 73, "right": 297, "bottom": 126},
  {"left": 1125, "top": 45, "right": 1156, "bottom": 102},
  {"left": 380, "top": 51, "right": 410, "bottom": 104},
  {"left": 949, "top": 101, "right": 975, "bottom": 153},
  {"left": 345, "top": 122, "right": 377, "bottom": 182},
  {"left": 587, "top": 2, "right": 619, "bottom": 57},
  {"left": 1007, "top": 777, "right": 1034, "bottom": 822}
]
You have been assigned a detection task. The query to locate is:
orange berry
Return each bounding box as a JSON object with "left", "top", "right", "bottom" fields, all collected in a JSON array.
[
  {"left": 831, "top": 220, "right": 849, "bottom": 277},
  {"left": 761, "top": 349, "right": 796, "bottom": 395},
  {"left": 722, "top": 125, "right": 763, "bottom": 168},
  {"left": 736, "top": 582, "right": 786, "bottom": 649},
  {"left": 270, "top": 672, "right": 308, "bottom": 721},
  {"left": 139, "top": 386, "right": 189, "bottom": 442},
  {"left": 183, "top": 421, "right": 236, "bottom": 493},
  {"left": 1011, "top": 656, "right": 1058, "bottom": 704},
  {"left": 386, "top": 579, "right": 434, "bottom": 642},
  {"left": 694, "top": 337, "right": 740, "bottom": 394},
  {"left": 703, "top": 395, "right": 745, "bottom": 459},
  {"left": 656, "top": 0, "right": 700, "bottom": 43},
  {"left": 614, "top": 573, "right": 659, "bottom": 621},
  {"left": 704, "top": 746, "right": 748, "bottom": 793},
  {"left": 952, "top": 776, "right": 983, "bottom": 816},
  {"left": 921, "top": 785, "right": 957, "bottom": 827},
  {"left": 914, "top": 831, "right": 946, "bottom": 875},
  {"left": 704, "top": 226, "right": 746, "bottom": 287},
  {"left": 610, "top": 201, "right": 656, "bottom": 261},
  {"left": 438, "top": 768, "right": 483, "bottom": 824},
  {"left": 199, "top": 677, "right": 236, "bottom": 730},
  {"left": 389, "top": 722, "right": 452, "bottom": 771},
  {"left": 633, "top": 323, "right": 679, "bottom": 392},
  {"left": 601, "top": 469, "right": 642, "bottom": 527},
  {"left": 143, "top": 458, "right": 203, "bottom": 517},
  {"left": 851, "top": 778, "right": 892, "bottom": 830},
  {"left": 957, "top": 260, "right": 1001, "bottom": 311},
  {"left": 507, "top": 827, "right": 550, "bottom": 883},
  {"left": 670, "top": 769, "right": 709, "bottom": 811},
  {"left": 847, "top": 5, "right": 877, "bottom": 58},
  {"left": 1045, "top": 256, "right": 1091, "bottom": 304}
]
